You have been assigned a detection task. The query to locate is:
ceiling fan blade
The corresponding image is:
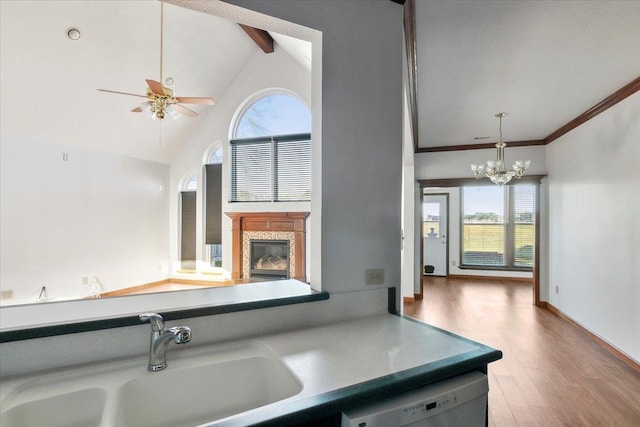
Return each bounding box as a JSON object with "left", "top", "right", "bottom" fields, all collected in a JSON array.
[
  {"left": 131, "top": 106, "right": 143, "bottom": 112},
  {"left": 176, "top": 96, "right": 216, "bottom": 106},
  {"left": 173, "top": 104, "right": 198, "bottom": 117},
  {"left": 145, "top": 79, "right": 165, "bottom": 95},
  {"left": 97, "top": 89, "right": 147, "bottom": 98}
]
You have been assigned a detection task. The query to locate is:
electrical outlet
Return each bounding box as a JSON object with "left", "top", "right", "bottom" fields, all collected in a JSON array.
[
  {"left": 1, "top": 290, "right": 13, "bottom": 300},
  {"left": 555, "top": 285, "right": 559, "bottom": 294},
  {"left": 365, "top": 269, "right": 385, "bottom": 285},
  {"left": 82, "top": 276, "right": 89, "bottom": 286},
  {"left": 451, "top": 260, "right": 457, "bottom": 266}
]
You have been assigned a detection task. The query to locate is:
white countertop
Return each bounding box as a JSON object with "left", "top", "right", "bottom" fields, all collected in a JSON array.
[
  {"left": 0, "top": 280, "right": 320, "bottom": 332},
  {"left": 0, "top": 314, "right": 501, "bottom": 426},
  {"left": 261, "top": 315, "right": 480, "bottom": 395},
  {"left": 214, "top": 314, "right": 499, "bottom": 426}
]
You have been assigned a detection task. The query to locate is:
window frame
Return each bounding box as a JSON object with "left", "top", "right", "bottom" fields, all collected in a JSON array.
[
  {"left": 459, "top": 184, "right": 536, "bottom": 272},
  {"left": 230, "top": 89, "right": 310, "bottom": 138},
  {"left": 228, "top": 91, "right": 311, "bottom": 203}
]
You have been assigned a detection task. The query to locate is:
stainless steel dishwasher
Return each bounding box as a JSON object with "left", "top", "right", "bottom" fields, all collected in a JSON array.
[{"left": 341, "top": 371, "right": 488, "bottom": 427}]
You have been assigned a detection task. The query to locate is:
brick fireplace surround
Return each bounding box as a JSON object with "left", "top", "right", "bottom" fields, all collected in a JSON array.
[{"left": 226, "top": 212, "right": 309, "bottom": 282}]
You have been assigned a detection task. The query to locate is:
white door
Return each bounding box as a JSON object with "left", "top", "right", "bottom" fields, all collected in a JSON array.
[{"left": 423, "top": 194, "right": 448, "bottom": 276}]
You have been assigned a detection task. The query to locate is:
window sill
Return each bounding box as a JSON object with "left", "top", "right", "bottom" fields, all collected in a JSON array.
[{"left": 459, "top": 265, "right": 533, "bottom": 272}]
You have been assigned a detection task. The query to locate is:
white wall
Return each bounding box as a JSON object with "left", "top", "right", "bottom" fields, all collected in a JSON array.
[
  {"left": 546, "top": 93, "right": 639, "bottom": 362},
  {"left": 0, "top": 133, "right": 169, "bottom": 304},
  {"left": 167, "top": 46, "right": 313, "bottom": 280}
]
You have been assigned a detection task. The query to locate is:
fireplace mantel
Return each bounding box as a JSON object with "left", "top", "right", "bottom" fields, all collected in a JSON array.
[{"left": 226, "top": 212, "right": 309, "bottom": 281}]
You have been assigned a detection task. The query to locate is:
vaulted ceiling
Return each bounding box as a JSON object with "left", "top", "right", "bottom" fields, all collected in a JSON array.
[
  {"left": 3, "top": 1, "right": 638, "bottom": 162},
  {"left": 410, "top": 0, "right": 640, "bottom": 151},
  {"left": 0, "top": 0, "right": 308, "bottom": 164}
]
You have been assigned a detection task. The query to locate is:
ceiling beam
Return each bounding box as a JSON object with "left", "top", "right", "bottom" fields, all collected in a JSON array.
[{"left": 239, "top": 24, "right": 274, "bottom": 54}]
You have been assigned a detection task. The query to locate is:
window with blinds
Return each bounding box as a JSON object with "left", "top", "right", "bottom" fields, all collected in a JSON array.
[
  {"left": 205, "top": 163, "right": 222, "bottom": 245},
  {"left": 230, "top": 92, "right": 311, "bottom": 203},
  {"left": 461, "top": 184, "right": 535, "bottom": 269},
  {"left": 180, "top": 191, "right": 197, "bottom": 270},
  {"left": 230, "top": 133, "right": 311, "bottom": 202},
  {"left": 513, "top": 185, "right": 535, "bottom": 267}
]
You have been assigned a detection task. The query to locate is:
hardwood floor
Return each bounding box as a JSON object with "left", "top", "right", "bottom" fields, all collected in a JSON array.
[{"left": 403, "top": 276, "right": 640, "bottom": 426}]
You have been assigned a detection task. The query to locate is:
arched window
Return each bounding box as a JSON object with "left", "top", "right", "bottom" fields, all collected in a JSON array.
[
  {"left": 209, "top": 147, "right": 223, "bottom": 164},
  {"left": 184, "top": 175, "right": 197, "bottom": 191},
  {"left": 230, "top": 92, "right": 311, "bottom": 202}
]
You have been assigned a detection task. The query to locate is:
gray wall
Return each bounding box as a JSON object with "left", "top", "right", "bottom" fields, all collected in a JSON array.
[{"left": 227, "top": 0, "right": 404, "bottom": 302}]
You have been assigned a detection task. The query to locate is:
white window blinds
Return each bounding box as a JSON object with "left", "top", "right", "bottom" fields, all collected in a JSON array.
[
  {"left": 513, "top": 185, "right": 535, "bottom": 267},
  {"left": 230, "top": 133, "right": 311, "bottom": 202},
  {"left": 231, "top": 140, "right": 272, "bottom": 202},
  {"left": 461, "top": 184, "right": 536, "bottom": 269}
]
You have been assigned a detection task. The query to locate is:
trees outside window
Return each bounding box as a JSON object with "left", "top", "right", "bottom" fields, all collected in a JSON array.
[{"left": 230, "top": 93, "right": 311, "bottom": 202}]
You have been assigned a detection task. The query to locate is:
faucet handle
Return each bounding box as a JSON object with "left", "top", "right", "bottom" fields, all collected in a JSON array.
[
  {"left": 139, "top": 313, "right": 165, "bottom": 331},
  {"left": 169, "top": 326, "right": 192, "bottom": 344}
]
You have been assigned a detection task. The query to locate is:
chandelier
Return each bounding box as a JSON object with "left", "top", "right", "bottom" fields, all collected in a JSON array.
[{"left": 471, "top": 113, "right": 530, "bottom": 186}]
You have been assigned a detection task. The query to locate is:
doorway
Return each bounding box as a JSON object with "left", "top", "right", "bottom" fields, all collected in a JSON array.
[
  {"left": 422, "top": 194, "right": 449, "bottom": 277},
  {"left": 417, "top": 177, "right": 543, "bottom": 306}
]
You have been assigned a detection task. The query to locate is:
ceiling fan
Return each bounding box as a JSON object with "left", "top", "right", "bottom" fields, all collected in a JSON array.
[
  {"left": 98, "top": 80, "right": 215, "bottom": 120},
  {"left": 97, "top": 1, "right": 215, "bottom": 120}
]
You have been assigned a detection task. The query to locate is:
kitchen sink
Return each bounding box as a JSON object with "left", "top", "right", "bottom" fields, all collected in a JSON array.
[
  {"left": 115, "top": 354, "right": 302, "bottom": 426},
  {"left": 1, "top": 388, "right": 106, "bottom": 427},
  {"left": 0, "top": 341, "right": 301, "bottom": 427}
]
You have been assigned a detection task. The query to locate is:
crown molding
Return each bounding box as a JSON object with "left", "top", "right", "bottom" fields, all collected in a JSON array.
[{"left": 415, "top": 76, "right": 640, "bottom": 153}]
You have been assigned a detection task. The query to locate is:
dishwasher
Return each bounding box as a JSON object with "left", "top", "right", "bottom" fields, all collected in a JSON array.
[{"left": 341, "top": 371, "right": 488, "bottom": 427}]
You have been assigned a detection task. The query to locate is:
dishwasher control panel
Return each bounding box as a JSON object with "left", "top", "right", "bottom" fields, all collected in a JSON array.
[
  {"left": 341, "top": 371, "right": 487, "bottom": 427},
  {"left": 400, "top": 389, "right": 458, "bottom": 419}
]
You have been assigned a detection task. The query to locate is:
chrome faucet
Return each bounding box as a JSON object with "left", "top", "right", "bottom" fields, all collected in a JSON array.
[{"left": 139, "top": 313, "right": 192, "bottom": 371}]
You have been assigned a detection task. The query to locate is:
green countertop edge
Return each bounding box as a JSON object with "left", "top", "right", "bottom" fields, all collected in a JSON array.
[
  {"left": 217, "top": 314, "right": 503, "bottom": 427},
  {"left": 0, "top": 291, "right": 330, "bottom": 343}
]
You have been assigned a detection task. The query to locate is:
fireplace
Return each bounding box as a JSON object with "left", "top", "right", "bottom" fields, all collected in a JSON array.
[
  {"left": 226, "top": 212, "right": 309, "bottom": 282},
  {"left": 250, "top": 240, "right": 290, "bottom": 279}
]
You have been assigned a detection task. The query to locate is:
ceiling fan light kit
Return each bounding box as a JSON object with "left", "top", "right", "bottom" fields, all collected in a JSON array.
[
  {"left": 96, "top": 1, "right": 215, "bottom": 120},
  {"left": 471, "top": 113, "right": 531, "bottom": 186}
]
